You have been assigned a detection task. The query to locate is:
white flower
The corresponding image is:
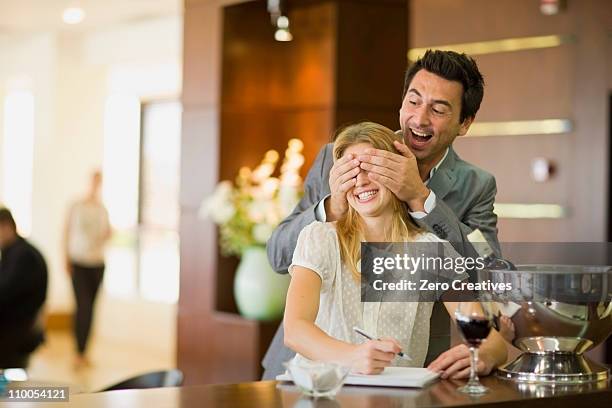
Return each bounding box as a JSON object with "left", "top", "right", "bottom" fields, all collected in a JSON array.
[
  {"left": 249, "top": 198, "right": 278, "bottom": 224},
  {"left": 253, "top": 223, "right": 274, "bottom": 244},
  {"left": 210, "top": 204, "right": 236, "bottom": 224},
  {"left": 199, "top": 181, "right": 235, "bottom": 223},
  {"left": 196, "top": 139, "right": 304, "bottom": 256}
]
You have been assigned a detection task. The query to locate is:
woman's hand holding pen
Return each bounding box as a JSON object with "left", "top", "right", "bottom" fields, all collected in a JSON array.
[{"left": 347, "top": 337, "right": 402, "bottom": 375}]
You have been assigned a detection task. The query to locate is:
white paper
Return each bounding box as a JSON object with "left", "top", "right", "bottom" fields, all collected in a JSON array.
[{"left": 277, "top": 366, "right": 439, "bottom": 388}]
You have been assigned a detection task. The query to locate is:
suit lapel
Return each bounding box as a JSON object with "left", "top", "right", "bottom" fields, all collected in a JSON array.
[
  {"left": 427, "top": 147, "right": 457, "bottom": 201},
  {"left": 321, "top": 144, "right": 334, "bottom": 196}
]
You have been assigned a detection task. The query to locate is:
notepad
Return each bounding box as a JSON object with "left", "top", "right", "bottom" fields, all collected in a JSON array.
[{"left": 276, "top": 366, "right": 439, "bottom": 388}]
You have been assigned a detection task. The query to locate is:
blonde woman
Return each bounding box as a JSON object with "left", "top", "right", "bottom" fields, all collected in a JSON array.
[{"left": 283, "top": 122, "right": 507, "bottom": 376}]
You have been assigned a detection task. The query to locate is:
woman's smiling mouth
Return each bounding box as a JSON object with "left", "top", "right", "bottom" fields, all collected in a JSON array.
[{"left": 355, "top": 189, "right": 378, "bottom": 203}]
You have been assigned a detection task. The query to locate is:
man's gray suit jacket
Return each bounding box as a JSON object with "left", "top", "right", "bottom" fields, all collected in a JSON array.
[{"left": 261, "top": 143, "right": 499, "bottom": 380}]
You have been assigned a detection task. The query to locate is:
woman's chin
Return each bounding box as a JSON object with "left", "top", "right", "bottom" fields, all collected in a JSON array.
[{"left": 350, "top": 203, "right": 382, "bottom": 217}]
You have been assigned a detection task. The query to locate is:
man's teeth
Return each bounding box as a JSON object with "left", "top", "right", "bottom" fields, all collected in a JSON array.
[
  {"left": 411, "top": 128, "right": 432, "bottom": 138},
  {"left": 358, "top": 191, "right": 377, "bottom": 200}
]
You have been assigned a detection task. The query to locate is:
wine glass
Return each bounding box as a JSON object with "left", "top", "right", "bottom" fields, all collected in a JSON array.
[{"left": 454, "top": 301, "right": 494, "bottom": 394}]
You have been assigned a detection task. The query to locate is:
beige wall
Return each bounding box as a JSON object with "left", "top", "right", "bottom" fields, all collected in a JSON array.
[
  {"left": 0, "top": 16, "right": 181, "bottom": 356},
  {"left": 0, "top": 16, "right": 181, "bottom": 312}
]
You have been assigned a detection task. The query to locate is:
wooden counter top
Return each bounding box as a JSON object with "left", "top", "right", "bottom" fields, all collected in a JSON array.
[{"left": 9, "top": 375, "right": 611, "bottom": 408}]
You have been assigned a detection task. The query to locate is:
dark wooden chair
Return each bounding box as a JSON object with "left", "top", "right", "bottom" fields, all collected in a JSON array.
[{"left": 100, "top": 369, "right": 184, "bottom": 392}]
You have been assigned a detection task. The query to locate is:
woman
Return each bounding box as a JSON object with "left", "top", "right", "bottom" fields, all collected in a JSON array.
[
  {"left": 64, "top": 170, "right": 111, "bottom": 368},
  {"left": 283, "top": 122, "right": 507, "bottom": 376}
]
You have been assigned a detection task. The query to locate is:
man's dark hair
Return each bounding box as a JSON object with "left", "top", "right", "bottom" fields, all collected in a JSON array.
[
  {"left": 0, "top": 207, "right": 17, "bottom": 230},
  {"left": 402, "top": 50, "right": 484, "bottom": 123}
]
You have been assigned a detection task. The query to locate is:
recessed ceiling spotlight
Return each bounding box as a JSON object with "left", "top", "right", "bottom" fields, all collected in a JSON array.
[
  {"left": 276, "top": 16, "right": 289, "bottom": 29},
  {"left": 274, "top": 28, "right": 292, "bottom": 42},
  {"left": 62, "top": 7, "right": 86, "bottom": 25}
]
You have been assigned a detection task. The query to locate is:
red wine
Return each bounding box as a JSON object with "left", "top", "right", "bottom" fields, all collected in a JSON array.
[{"left": 457, "top": 316, "right": 492, "bottom": 347}]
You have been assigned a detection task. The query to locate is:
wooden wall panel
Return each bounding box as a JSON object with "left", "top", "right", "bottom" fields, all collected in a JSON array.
[
  {"left": 609, "top": 39, "right": 612, "bottom": 89},
  {"left": 410, "top": 0, "right": 574, "bottom": 46},
  {"left": 222, "top": 2, "right": 336, "bottom": 110},
  {"left": 474, "top": 47, "right": 574, "bottom": 121},
  {"left": 177, "top": 211, "right": 216, "bottom": 383},
  {"left": 454, "top": 134, "right": 571, "bottom": 204},
  {"left": 568, "top": 0, "right": 610, "bottom": 243},
  {"left": 180, "top": 0, "right": 240, "bottom": 385},
  {"left": 496, "top": 219, "right": 572, "bottom": 243},
  {"left": 182, "top": 1, "right": 222, "bottom": 108},
  {"left": 220, "top": 110, "right": 334, "bottom": 180},
  {"left": 335, "top": 0, "right": 407, "bottom": 109},
  {"left": 221, "top": 1, "right": 337, "bottom": 181}
]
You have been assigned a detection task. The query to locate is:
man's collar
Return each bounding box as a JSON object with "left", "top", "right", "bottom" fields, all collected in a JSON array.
[
  {"left": 425, "top": 147, "right": 450, "bottom": 184},
  {"left": 426, "top": 147, "right": 457, "bottom": 200}
]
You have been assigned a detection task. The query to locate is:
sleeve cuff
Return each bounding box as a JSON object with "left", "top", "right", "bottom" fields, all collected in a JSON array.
[
  {"left": 315, "top": 195, "right": 330, "bottom": 222},
  {"left": 409, "top": 190, "right": 436, "bottom": 219}
]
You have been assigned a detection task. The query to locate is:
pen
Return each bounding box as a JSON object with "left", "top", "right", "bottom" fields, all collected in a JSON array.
[{"left": 353, "top": 326, "right": 411, "bottom": 361}]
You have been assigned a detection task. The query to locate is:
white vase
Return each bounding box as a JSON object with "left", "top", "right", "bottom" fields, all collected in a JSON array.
[{"left": 234, "top": 246, "right": 290, "bottom": 320}]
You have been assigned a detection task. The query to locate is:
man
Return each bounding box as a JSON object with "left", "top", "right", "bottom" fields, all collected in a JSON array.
[
  {"left": 0, "top": 207, "right": 48, "bottom": 368},
  {"left": 263, "top": 50, "right": 500, "bottom": 379}
]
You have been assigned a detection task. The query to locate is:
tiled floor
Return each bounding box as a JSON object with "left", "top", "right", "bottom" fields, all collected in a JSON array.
[
  {"left": 26, "top": 328, "right": 175, "bottom": 393},
  {"left": 19, "top": 290, "right": 177, "bottom": 393}
]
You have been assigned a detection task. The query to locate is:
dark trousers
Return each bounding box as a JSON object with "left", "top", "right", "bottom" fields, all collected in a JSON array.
[{"left": 71, "top": 263, "right": 104, "bottom": 354}]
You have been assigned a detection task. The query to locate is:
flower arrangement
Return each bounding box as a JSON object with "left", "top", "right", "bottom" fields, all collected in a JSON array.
[{"left": 199, "top": 139, "right": 305, "bottom": 257}]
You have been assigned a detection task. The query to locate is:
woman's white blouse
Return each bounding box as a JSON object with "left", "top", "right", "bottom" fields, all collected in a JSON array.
[{"left": 288, "top": 221, "right": 459, "bottom": 368}]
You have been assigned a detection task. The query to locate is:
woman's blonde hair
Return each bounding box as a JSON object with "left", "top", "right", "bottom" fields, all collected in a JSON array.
[{"left": 333, "top": 122, "right": 422, "bottom": 281}]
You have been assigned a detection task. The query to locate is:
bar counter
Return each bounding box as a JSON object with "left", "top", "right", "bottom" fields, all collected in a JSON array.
[{"left": 9, "top": 375, "right": 611, "bottom": 408}]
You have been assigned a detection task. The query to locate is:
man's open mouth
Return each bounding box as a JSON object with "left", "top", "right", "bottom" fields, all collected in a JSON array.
[{"left": 410, "top": 128, "right": 433, "bottom": 145}]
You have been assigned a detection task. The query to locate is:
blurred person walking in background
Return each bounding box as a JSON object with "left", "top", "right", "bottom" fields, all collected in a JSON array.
[
  {"left": 64, "top": 170, "right": 111, "bottom": 369},
  {"left": 0, "top": 207, "right": 48, "bottom": 369}
]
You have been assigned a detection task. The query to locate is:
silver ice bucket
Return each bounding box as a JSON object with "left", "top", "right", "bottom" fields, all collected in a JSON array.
[{"left": 479, "top": 264, "right": 612, "bottom": 384}]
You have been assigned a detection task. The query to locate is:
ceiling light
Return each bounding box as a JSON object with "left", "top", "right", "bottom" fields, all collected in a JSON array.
[
  {"left": 268, "top": 0, "right": 293, "bottom": 41},
  {"left": 62, "top": 7, "right": 85, "bottom": 25},
  {"left": 276, "top": 16, "right": 289, "bottom": 29},
  {"left": 274, "top": 28, "right": 293, "bottom": 42}
]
